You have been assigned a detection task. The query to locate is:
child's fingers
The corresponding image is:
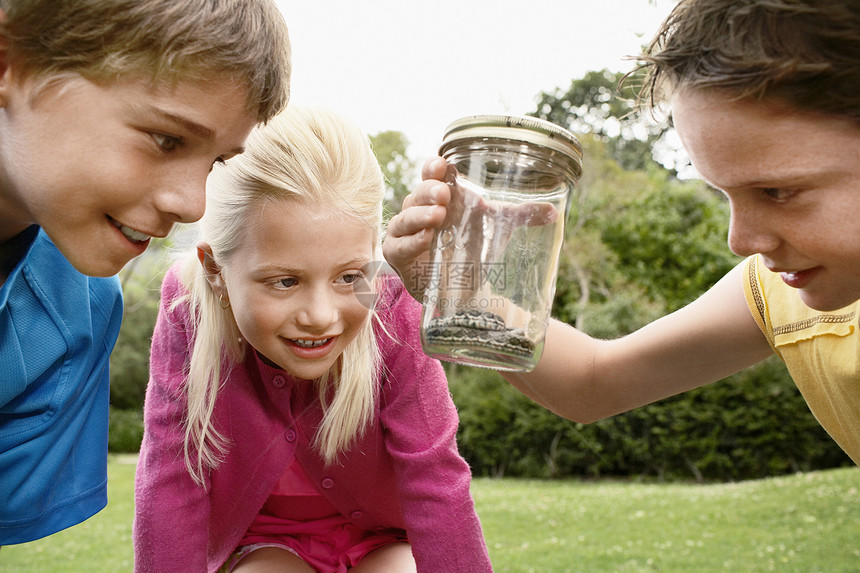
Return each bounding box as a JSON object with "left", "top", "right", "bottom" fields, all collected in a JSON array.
[
  {"left": 420, "top": 156, "right": 449, "bottom": 182},
  {"left": 401, "top": 180, "right": 450, "bottom": 211},
  {"left": 384, "top": 226, "right": 435, "bottom": 262},
  {"left": 385, "top": 203, "right": 445, "bottom": 245},
  {"left": 383, "top": 222, "right": 435, "bottom": 299}
]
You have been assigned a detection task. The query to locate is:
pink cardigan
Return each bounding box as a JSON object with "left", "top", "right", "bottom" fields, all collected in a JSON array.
[{"left": 133, "top": 267, "right": 492, "bottom": 572}]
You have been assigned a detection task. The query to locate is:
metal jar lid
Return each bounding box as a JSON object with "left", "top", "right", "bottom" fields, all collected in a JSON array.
[{"left": 439, "top": 114, "right": 583, "bottom": 179}]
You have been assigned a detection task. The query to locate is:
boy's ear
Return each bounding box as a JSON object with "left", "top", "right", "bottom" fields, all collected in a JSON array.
[{"left": 197, "top": 242, "right": 228, "bottom": 299}]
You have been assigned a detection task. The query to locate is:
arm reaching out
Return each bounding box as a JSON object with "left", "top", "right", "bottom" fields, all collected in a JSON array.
[
  {"left": 385, "top": 161, "right": 774, "bottom": 424},
  {"left": 502, "top": 262, "right": 774, "bottom": 421}
]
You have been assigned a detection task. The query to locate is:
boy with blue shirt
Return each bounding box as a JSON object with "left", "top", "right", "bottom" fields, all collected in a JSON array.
[{"left": 0, "top": 0, "right": 291, "bottom": 545}]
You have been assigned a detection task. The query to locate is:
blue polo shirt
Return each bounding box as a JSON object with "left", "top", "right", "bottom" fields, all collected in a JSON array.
[{"left": 0, "top": 227, "right": 123, "bottom": 544}]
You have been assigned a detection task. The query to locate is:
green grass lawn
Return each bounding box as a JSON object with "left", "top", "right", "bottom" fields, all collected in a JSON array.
[{"left": 2, "top": 457, "right": 858, "bottom": 572}]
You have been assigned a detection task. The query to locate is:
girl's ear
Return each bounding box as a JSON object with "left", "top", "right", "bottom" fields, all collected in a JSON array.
[{"left": 197, "top": 242, "right": 228, "bottom": 299}]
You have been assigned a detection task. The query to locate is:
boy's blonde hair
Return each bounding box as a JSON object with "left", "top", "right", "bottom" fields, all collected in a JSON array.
[
  {"left": 176, "top": 106, "right": 387, "bottom": 485},
  {"left": 0, "top": 0, "right": 291, "bottom": 122}
]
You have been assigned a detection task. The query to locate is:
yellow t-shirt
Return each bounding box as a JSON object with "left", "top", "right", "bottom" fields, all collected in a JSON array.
[{"left": 742, "top": 255, "right": 860, "bottom": 464}]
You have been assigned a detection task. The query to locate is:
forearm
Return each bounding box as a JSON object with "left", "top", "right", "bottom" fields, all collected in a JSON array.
[
  {"left": 501, "top": 318, "right": 602, "bottom": 420},
  {"left": 501, "top": 317, "right": 719, "bottom": 423},
  {"left": 501, "top": 266, "right": 774, "bottom": 422},
  {"left": 134, "top": 397, "right": 210, "bottom": 571},
  {"left": 134, "top": 275, "right": 210, "bottom": 570}
]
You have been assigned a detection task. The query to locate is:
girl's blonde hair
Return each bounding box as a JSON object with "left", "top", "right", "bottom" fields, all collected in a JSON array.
[
  {"left": 175, "top": 106, "right": 386, "bottom": 485},
  {"left": 1, "top": 0, "right": 291, "bottom": 122}
]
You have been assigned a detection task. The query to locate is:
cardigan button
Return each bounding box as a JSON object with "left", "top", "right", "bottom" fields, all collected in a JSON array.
[
  {"left": 272, "top": 375, "right": 286, "bottom": 388},
  {"left": 284, "top": 429, "right": 296, "bottom": 442},
  {"left": 350, "top": 510, "right": 364, "bottom": 520},
  {"left": 321, "top": 478, "right": 335, "bottom": 489}
]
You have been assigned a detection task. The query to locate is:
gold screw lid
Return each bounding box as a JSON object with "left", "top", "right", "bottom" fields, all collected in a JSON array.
[{"left": 439, "top": 114, "right": 583, "bottom": 179}]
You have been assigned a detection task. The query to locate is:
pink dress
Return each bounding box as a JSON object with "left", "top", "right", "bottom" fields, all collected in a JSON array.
[
  {"left": 229, "top": 458, "right": 406, "bottom": 572},
  {"left": 134, "top": 268, "right": 492, "bottom": 572}
]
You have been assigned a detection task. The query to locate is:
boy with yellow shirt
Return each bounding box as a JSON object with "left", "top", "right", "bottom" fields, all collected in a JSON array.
[{"left": 383, "top": 0, "right": 860, "bottom": 464}]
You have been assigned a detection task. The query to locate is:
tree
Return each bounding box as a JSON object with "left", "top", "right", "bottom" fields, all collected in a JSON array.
[
  {"left": 369, "top": 130, "right": 417, "bottom": 219},
  {"left": 532, "top": 68, "right": 688, "bottom": 174},
  {"left": 547, "top": 131, "right": 737, "bottom": 338}
]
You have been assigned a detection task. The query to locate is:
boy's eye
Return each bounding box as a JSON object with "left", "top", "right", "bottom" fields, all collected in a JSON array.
[
  {"left": 760, "top": 187, "right": 796, "bottom": 201},
  {"left": 152, "top": 133, "right": 181, "bottom": 152}
]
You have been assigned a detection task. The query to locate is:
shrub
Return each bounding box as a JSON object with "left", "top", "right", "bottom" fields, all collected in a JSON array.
[
  {"left": 449, "top": 357, "right": 853, "bottom": 482},
  {"left": 108, "top": 407, "right": 144, "bottom": 453}
]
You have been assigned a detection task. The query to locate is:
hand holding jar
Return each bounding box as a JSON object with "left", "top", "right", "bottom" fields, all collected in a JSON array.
[{"left": 418, "top": 115, "right": 583, "bottom": 371}]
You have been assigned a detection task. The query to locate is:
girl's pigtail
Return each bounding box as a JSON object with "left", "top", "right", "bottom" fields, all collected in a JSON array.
[{"left": 174, "top": 254, "right": 244, "bottom": 487}]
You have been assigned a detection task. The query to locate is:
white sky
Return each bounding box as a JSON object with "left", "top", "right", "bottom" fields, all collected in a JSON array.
[{"left": 274, "top": 0, "right": 677, "bottom": 163}]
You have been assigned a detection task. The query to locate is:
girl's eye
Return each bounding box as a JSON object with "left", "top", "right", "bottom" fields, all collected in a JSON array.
[
  {"left": 340, "top": 272, "right": 364, "bottom": 285},
  {"left": 152, "top": 133, "right": 181, "bottom": 152},
  {"left": 274, "top": 277, "right": 298, "bottom": 289}
]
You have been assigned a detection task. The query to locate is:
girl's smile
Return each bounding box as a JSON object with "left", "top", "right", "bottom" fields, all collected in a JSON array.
[
  {"left": 210, "top": 198, "right": 375, "bottom": 381},
  {"left": 285, "top": 336, "right": 338, "bottom": 360}
]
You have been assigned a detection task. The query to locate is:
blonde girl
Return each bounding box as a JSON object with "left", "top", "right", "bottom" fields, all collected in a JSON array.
[{"left": 133, "top": 106, "right": 491, "bottom": 573}]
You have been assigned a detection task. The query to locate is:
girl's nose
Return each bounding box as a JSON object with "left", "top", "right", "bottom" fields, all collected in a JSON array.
[
  {"left": 296, "top": 288, "right": 340, "bottom": 330},
  {"left": 726, "top": 202, "right": 781, "bottom": 257}
]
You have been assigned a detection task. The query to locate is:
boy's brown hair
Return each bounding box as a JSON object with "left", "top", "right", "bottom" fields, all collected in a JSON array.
[
  {"left": 0, "top": 0, "right": 291, "bottom": 122},
  {"left": 637, "top": 0, "right": 860, "bottom": 121}
]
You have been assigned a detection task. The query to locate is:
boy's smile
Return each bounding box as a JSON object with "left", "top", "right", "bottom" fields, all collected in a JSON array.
[
  {"left": 672, "top": 88, "right": 860, "bottom": 312},
  {"left": 0, "top": 74, "right": 256, "bottom": 276}
]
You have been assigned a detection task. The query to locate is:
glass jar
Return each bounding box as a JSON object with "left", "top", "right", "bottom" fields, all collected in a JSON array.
[{"left": 419, "top": 114, "right": 583, "bottom": 371}]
